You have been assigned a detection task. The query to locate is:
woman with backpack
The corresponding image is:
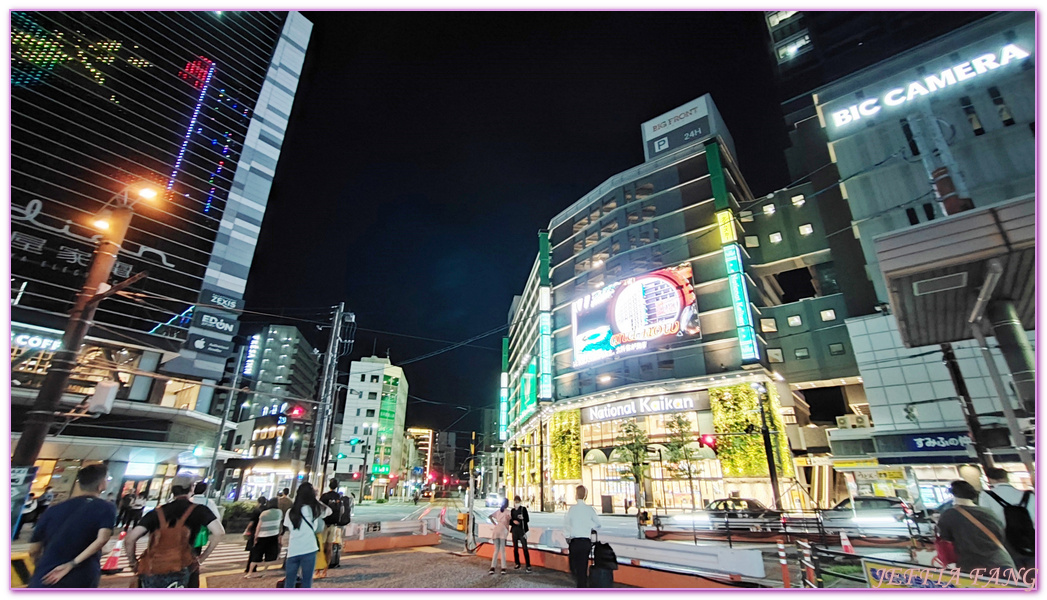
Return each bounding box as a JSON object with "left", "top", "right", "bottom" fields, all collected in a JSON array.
[{"left": 282, "top": 483, "right": 331, "bottom": 588}]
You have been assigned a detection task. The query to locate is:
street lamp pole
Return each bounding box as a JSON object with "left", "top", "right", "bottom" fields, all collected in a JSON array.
[
  {"left": 207, "top": 344, "right": 246, "bottom": 496},
  {"left": 752, "top": 383, "right": 782, "bottom": 510},
  {"left": 358, "top": 442, "right": 371, "bottom": 501},
  {"left": 12, "top": 185, "right": 155, "bottom": 469}
]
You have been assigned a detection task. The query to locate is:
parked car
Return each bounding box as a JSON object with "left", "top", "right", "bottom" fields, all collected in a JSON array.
[
  {"left": 810, "top": 496, "right": 932, "bottom": 537},
  {"left": 656, "top": 497, "right": 783, "bottom": 531}
]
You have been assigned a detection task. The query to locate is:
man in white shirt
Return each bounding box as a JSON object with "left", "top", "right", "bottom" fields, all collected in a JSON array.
[
  {"left": 563, "top": 485, "right": 601, "bottom": 588},
  {"left": 979, "top": 468, "right": 1035, "bottom": 524}
]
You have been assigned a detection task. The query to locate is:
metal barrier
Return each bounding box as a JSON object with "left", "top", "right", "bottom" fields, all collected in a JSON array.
[
  {"left": 796, "top": 540, "right": 870, "bottom": 588},
  {"left": 346, "top": 517, "right": 440, "bottom": 540}
]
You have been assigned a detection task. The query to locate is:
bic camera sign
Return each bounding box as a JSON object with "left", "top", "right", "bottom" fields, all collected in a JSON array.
[{"left": 830, "top": 44, "right": 1029, "bottom": 129}]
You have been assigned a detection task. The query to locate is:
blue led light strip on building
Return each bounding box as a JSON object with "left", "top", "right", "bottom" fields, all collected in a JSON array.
[
  {"left": 724, "top": 244, "right": 759, "bottom": 362},
  {"left": 166, "top": 59, "right": 216, "bottom": 191}
]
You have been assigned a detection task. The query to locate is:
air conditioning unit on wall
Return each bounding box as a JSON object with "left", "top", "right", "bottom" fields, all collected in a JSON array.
[{"left": 836, "top": 414, "right": 871, "bottom": 429}]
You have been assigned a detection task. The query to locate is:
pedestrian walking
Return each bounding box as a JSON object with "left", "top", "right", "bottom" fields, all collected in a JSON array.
[
  {"left": 244, "top": 499, "right": 284, "bottom": 577},
  {"left": 15, "top": 493, "right": 38, "bottom": 540},
  {"left": 488, "top": 498, "right": 511, "bottom": 575},
  {"left": 937, "top": 480, "right": 1015, "bottom": 573},
  {"left": 319, "top": 479, "right": 347, "bottom": 574},
  {"left": 191, "top": 481, "right": 221, "bottom": 558},
  {"left": 564, "top": 485, "right": 601, "bottom": 588},
  {"left": 27, "top": 464, "right": 116, "bottom": 588},
  {"left": 510, "top": 495, "right": 531, "bottom": 572},
  {"left": 277, "top": 488, "right": 293, "bottom": 533},
  {"left": 124, "top": 494, "right": 145, "bottom": 531},
  {"left": 116, "top": 493, "right": 134, "bottom": 528},
  {"left": 125, "top": 475, "right": 226, "bottom": 588},
  {"left": 282, "top": 482, "right": 331, "bottom": 588},
  {"left": 979, "top": 467, "right": 1035, "bottom": 568}
]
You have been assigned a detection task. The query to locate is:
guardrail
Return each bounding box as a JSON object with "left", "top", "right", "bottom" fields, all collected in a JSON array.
[
  {"left": 346, "top": 516, "right": 441, "bottom": 540},
  {"left": 475, "top": 523, "right": 766, "bottom": 580}
]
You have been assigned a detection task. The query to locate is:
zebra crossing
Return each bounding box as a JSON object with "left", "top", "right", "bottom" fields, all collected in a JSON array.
[{"left": 101, "top": 541, "right": 263, "bottom": 577}]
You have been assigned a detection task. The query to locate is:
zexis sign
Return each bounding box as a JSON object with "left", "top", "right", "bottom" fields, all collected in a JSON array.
[
  {"left": 571, "top": 263, "right": 701, "bottom": 368},
  {"left": 830, "top": 44, "right": 1030, "bottom": 129}
]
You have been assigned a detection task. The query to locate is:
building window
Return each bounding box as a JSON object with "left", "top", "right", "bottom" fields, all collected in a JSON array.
[
  {"left": 791, "top": 194, "right": 805, "bottom": 207},
  {"left": 923, "top": 203, "right": 937, "bottom": 221},
  {"left": 763, "top": 204, "right": 776, "bottom": 216},
  {"left": 794, "top": 347, "right": 810, "bottom": 359},
  {"left": 355, "top": 408, "right": 361, "bottom": 416},
  {"left": 960, "top": 96, "right": 985, "bottom": 136},
  {"left": 366, "top": 409, "right": 375, "bottom": 417},
  {"left": 745, "top": 235, "right": 760, "bottom": 248},
  {"left": 371, "top": 375, "right": 380, "bottom": 383},
  {"left": 787, "top": 315, "right": 802, "bottom": 327},
  {"left": 354, "top": 426, "right": 359, "bottom": 434},
  {"left": 906, "top": 207, "right": 920, "bottom": 225},
  {"left": 360, "top": 374, "right": 365, "bottom": 382},
  {"left": 828, "top": 343, "right": 846, "bottom": 356},
  {"left": 820, "top": 309, "right": 837, "bottom": 322},
  {"left": 776, "top": 34, "right": 811, "bottom": 63},
  {"left": 761, "top": 318, "right": 778, "bottom": 333},
  {"left": 368, "top": 392, "right": 377, "bottom": 400},
  {"left": 769, "top": 232, "right": 783, "bottom": 244},
  {"left": 767, "top": 348, "right": 784, "bottom": 363},
  {"left": 798, "top": 224, "right": 814, "bottom": 236},
  {"left": 767, "top": 11, "right": 799, "bottom": 28},
  {"left": 988, "top": 86, "right": 1016, "bottom": 126},
  {"left": 739, "top": 210, "right": 754, "bottom": 223},
  {"left": 900, "top": 119, "right": 920, "bottom": 156},
  {"left": 234, "top": 435, "right": 242, "bottom": 445}
]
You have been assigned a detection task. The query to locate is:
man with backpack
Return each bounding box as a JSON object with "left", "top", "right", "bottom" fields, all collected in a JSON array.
[
  {"left": 319, "top": 479, "right": 351, "bottom": 570},
  {"left": 979, "top": 467, "right": 1035, "bottom": 568},
  {"left": 124, "top": 475, "right": 225, "bottom": 588}
]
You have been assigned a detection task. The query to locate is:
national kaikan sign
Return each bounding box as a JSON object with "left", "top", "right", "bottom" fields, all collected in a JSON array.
[
  {"left": 571, "top": 263, "right": 701, "bottom": 367},
  {"left": 581, "top": 395, "right": 696, "bottom": 424}
]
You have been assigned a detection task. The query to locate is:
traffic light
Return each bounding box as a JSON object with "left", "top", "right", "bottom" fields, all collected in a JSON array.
[
  {"left": 349, "top": 437, "right": 362, "bottom": 445},
  {"left": 286, "top": 405, "right": 306, "bottom": 419},
  {"left": 699, "top": 434, "right": 717, "bottom": 452},
  {"left": 352, "top": 472, "right": 360, "bottom": 479},
  {"left": 336, "top": 453, "right": 348, "bottom": 459}
]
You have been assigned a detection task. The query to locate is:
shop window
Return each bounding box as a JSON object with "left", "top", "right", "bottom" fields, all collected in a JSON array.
[
  {"left": 760, "top": 318, "right": 777, "bottom": 333},
  {"left": 767, "top": 349, "right": 784, "bottom": 363},
  {"left": 791, "top": 194, "right": 805, "bottom": 207},
  {"left": 787, "top": 315, "right": 802, "bottom": 327},
  {"left": 745, "top": 236, "right": 760, "bottom": 248},
  {"left": 161, "top": 380, "right": 200, "bottom": 411},
  {"left": 798, "top": 223, "right": 814, "bottom": 236},
  {"left": 763, "top": 204, "right": 776, "bottom": 216},
  {"left": 988, "top": 86, "right": 1016, "bottom": 126},
  {"left": 794, "top": 347, "right": 810, "bottom": 359},
  {"left": 900, "top": 119, "right": 920, "bottom": 156},
  {"left": 769, "top": 232, "right": 783, "bottom": 244},
  {"left": 960, "top": 96, "right": 985, "bottom": 136},
  {"left": 829, "top": 343, "right": 846, "bottom": 356},
  {"left": 820, "top": 309, "right": 837, "bottom": 322}
]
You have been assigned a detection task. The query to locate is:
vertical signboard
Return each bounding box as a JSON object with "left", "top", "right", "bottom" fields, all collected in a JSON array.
[{"left": 724, "top": 244, "right": 759, "bottom": 362}]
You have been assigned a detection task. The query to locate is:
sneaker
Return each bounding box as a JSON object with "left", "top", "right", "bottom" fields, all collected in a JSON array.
[
  {"left": 489, "top": 569, "right": 496, "bottom": 575},
  {"left": 501, "top": 569, "right": 507, "bottom": 575},
  {"left": 514, "top": 565, "right": 521, "bottom": 570},
  {"left": 526, "top": 567, "right": 532, "bottom": 573}
]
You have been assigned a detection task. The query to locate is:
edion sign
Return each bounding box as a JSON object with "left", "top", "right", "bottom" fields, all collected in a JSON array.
[{"left": 831, "top": 44, "right": 1030, "bottom": 129}]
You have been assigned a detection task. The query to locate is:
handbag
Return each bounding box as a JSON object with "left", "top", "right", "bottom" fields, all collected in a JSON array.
[{"left": 935, "top": 534, "right": 959, "bottom": 566}]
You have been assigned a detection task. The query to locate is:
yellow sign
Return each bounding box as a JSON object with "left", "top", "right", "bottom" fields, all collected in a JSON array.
[
  {"left": 716, "top": 210, "right": 736, "bottom": 244},
  {"left": 877, "top": 469, "right": 905, "bottom": 480},
  {"left": 863, "top": 559, "right": 1033, "bottom": 589},
  {"left": 832, "top": 458, "right": 878, "bottom": 468}
]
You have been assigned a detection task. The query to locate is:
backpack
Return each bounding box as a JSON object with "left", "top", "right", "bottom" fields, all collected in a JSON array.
[
  {"left": 138, "top": 506, "right": 197, "bottom": 576},
  {"left": 985, "top": 490, "right": 1035, "bottom": 556}
]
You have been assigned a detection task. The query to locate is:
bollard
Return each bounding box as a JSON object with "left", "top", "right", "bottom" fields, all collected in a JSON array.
[{"left": 777, "top": 538, "right": 791, "bottom": 588}]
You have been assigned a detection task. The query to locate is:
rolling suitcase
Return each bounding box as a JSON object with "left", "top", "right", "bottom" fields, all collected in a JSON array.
[{"left": 588, "top": 531, "right": 616, "bottom": 588}]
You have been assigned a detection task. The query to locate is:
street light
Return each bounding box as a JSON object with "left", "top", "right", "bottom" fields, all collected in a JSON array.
[{"left": 12, "top": 182, "right": 158, "bottom": 471}]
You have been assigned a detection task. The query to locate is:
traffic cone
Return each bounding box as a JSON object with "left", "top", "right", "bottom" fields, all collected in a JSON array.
[
  {"left": 101, "top": 531, "right": 126, "bottom": 574},
  {"left": 840, "top": 531, "right": 855, "bottom": 554}
]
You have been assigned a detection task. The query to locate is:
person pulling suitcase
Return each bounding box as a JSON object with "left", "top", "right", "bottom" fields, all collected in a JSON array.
[{"left": 588, "top": 530, "right": 617, "bottom": 588}]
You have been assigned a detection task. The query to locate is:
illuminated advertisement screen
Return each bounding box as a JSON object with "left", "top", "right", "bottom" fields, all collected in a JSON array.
[{"left": 571, "top": 263, "right": 701, "bottom": 367}]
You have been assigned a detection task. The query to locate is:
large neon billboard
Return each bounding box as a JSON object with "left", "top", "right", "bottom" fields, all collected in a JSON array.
[{"left": 571, "top": 263, "right": 701, "bottom": 367}]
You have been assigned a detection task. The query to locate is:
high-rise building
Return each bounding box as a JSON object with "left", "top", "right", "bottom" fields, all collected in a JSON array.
[
  {"left": 335, "top": 356, "right": 409, "bottom": 499},
  {"left": 10, "top": 11, "right": 312, "bottom": 503},
  {"left": 240, "top": 325, "right": 321, "bottom": 421}
]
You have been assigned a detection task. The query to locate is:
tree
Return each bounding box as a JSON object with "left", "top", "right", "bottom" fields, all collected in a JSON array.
[
  {"left": 663, "top": 413, "right": 699, "bottom": 512},
  {"left": 615, "top": 419, "right": 649, "bottom": 538}
]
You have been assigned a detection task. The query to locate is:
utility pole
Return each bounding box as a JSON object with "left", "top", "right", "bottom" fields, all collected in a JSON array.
[
  {"left": 752, "top": 383, "right": 782, "bottom": 510},
  {"left": 12, "top": 193, "right": 143, "bottom": 469},
  {"left": 207, "top": 344, "right": 246, "bottom": 495},
  {"left": 940, "top": 343, "right": 994, "bottom": 473},
  {"left": 313, "top": 302, "right": 344, "bottom": 486}
]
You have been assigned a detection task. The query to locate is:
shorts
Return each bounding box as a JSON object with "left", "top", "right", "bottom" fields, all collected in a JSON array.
[
  {"left": 249, "top": 536, "right": 281, "bottom": 563},
  {"left": 323, "top": 525, "right": 343, "bottom": 545}
]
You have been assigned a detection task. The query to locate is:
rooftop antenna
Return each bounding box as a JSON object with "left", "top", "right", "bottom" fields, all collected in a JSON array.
[{"left": 372, "top": 338, "right": 377, "bottom": 356}]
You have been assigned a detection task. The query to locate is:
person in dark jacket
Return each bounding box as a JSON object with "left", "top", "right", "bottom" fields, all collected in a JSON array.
[
  {"left": 510, "top": 495, "right": 531, "bottom": 572},
  {"left": 937, "top": 480, "right": 1015, "bottom": 573}
]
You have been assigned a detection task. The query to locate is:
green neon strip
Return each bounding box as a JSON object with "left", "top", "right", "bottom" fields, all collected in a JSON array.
[
  {"left": 538, "top": 231, "right": 551, "bottom": 287},
  {"left": 706, "top": 141, "right": 730, "bottom": 211}
]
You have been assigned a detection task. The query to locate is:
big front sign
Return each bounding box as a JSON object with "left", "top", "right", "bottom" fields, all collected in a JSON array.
[{"left": 830, "top": 44, "right": 1030, "bottom": 130}]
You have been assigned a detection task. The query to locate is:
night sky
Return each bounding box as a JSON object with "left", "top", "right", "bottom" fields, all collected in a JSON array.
[{"left": 242, "top": 12, "right": 793, "bottom": 437}]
